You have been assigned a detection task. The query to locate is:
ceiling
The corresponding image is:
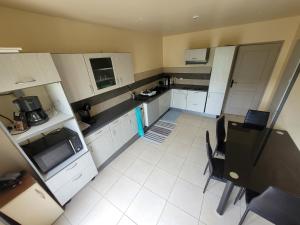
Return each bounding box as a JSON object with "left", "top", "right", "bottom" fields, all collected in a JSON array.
[{"left": 0, "top": 0, "right": 300, "bottom": 35}]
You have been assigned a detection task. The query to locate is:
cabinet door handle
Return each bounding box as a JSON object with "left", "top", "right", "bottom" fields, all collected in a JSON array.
[
  {"left": 35, "top": 189, "right": 46, "bottom": 199},
  {"left": 67, "top": 162, "right": 78, "bottom": 170},
  {"left": 15, "top": 78, "right": 36, "bottom": 84},
  {"left": 72, "top": 174, "right": 82, "bottom": 182}
]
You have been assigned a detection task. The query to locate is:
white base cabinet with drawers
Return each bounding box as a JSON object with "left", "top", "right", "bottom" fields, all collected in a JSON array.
[
  {"left": 85, "top": 109, "right": 138, "bottom": 168},
  {"left": 46, "top": 152, "right": 97, "bottom": 205}
]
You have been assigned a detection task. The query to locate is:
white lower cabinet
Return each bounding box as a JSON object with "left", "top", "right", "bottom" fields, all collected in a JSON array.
[
  {"left": 171, "top": 90, "right": 187, "bottom": 110},
  {"left": 1, "top": 182, "right": 63, "bottom": 225},
  {"left": 86, "top": 125, "right": 115, "bottom": 168},
  {"left": 205, "top": 92, "right": 225, "bottom": 115},
  {"left": 45, "top": 152, "right": 97, "bottom": 205},
  {"left": 186, "top": 90, "right": 207, "bottom": 112},
  {"left": 159, "top": 90, "right": 171, "bottom": 115},
  {"left": 110, "top": 118, "right": 126, "bottom": 151},
  {"left": 84, "top": 109, "right": 138, "bottom": 169},
  {"left": 144, "top": 98, "right": 159, "bottom": 126}
]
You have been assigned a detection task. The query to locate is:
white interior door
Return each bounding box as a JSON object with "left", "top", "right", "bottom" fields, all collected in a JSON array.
[{"left": 224, "top": 43, "right": 282, "bottom": 115}]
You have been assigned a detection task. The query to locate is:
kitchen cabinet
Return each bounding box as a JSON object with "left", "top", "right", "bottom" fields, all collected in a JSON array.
[
  {"left": 208, "top": 46, "right": 236, "bottom": 93},
  {"left": 159, "top": 90, "right": 171, "bottom": 116},
  {"left": 186, "top": 90, "right": 207, "bottom": 112},
  {"left": 52, "top": 54, "right": 94, "bottom": 102},
  {"left": 1, "top": 176, "right": 63, "bottom": 225},
  {"left": 143, "top": 98, "right": 159, "bottom": 126},
  {"left": 205, "top": 92, "right": 225, "bottom": 115},
  {"left": 52, "top": 53, "right": 135, "bottom": 101},
  {"left": 205, "top": 46, "right": 236, "bottom": 116},
  {"left": 45, "top": 152, "right": 97, "bottom": 205},
  {"left": 113, "top": 53, "right": 134, "bottom": 87},
  {"left": 110, "top": 118, "right": 126, "bottom": 151},
  {"left": 0, "top": 53, "right": 61, "bottom": 93},
  {"left": 128, "top": 110, "right": 138, "bottom": 138},
  {"left": 171, "top": 89, "right": 187, "bottom": 110},
  {"left": 86, "top": 125, "right": 115, "bottom": 168}
]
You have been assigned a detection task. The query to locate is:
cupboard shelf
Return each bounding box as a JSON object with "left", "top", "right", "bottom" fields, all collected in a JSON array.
[{"left": 12, "top": 112, "right": 74, "bottom": 144}]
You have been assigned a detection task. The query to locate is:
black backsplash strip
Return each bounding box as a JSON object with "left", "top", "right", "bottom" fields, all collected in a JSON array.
[
  {"left": 71, "top": 72, "right": 210, "bottom": 112},
  {"left": 166, "top": 73, "right": 211, "bottom": 80},
  {"left": 71, "top": 73, "right": 164, "bottom": 112}
]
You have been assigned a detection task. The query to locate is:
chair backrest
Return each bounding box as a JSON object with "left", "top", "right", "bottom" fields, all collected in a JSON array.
[
  {"left": 205, "top": 131, "right": 214, "bottom": 174},
  {"left": 244, "top": 110, "right": 270, "bottom": 129},
  {"left": 216, "top": 115, "right": 226, "bottom": 145},
  {"left": 251, "top": 186, "right": 300, "bottom": 224}
]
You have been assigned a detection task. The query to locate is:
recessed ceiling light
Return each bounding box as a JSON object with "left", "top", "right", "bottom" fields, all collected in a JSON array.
[{"left": 192, "top": 15, "right": 199, "bottom": 20}]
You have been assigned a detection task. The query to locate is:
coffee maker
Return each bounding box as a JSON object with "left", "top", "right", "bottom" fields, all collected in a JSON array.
[{"left": 13, "top": 96, "right": 49, "bottom": 126}]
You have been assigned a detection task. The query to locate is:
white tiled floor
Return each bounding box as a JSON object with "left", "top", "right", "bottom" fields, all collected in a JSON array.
[{"left": 54, "top": 112, "right": 274, "bottom": 225}]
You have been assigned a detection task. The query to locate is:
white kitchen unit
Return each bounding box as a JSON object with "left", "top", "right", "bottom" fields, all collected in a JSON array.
[
  {"left": 159, "top": 90, "right": 172, "bottom": 116},
  {"left": 0, "top": 175, "right": 63, "bottom": 225},
  {"left": 171, "top": 89, "right": 187, "bottom": 110},
  {"left": 144, "top": 90, "right": 171, "bottom": 126},
  {"left": 46, "top": 152, "right": 97, "bottom": 205},
  {"left": 85, "top": 125, "right": 114, "bottom": 168},
  {"left": 185, "top": 48, "right": 209, "bottom": 64},
  {"left": 0, "top": 53, "right": 98, "bottom": 206},
  {"left": 0, "top": 53, "right": 61, "bottom": 93},
  {"left": 51, "top": 54, "right": 94, "bottom": 102},
  {"left": 186, "top": 90, "right": 207, "bottom": 112},
  {"left": 52, "top": 53, "right": 135, "bottom": 102},
  {"left": 205, "top": 92, "right": 225, "bottom": 115},
  {"left": 205, "top": 46, "right": 236, "bottom": 116},
  {"left": 113, "top": 53, "right": 135, "bottom": 87},
  {"left": 85, "top": 109, "right": 138, "bottom": 168}
]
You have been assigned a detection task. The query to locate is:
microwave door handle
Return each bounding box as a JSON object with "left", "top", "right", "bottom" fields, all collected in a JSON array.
[{"left": 69, "top": 140, "right": 77, "bottom": 154}]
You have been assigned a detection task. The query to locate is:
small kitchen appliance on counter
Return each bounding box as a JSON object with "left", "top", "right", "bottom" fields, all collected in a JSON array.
[
  {"left": 78, "top": 103, "right": 92, "bottom": 123},
  {"left": 13, "top": 96, "right": 48, "bottom": 126}
]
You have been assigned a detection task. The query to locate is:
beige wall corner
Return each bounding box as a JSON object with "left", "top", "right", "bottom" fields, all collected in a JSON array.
[
  {"left": 162, "top": 16, "right": 300, "bottom": 109},
  {"left": 0, "top": 6, "right": 163, "bottom": 74}
]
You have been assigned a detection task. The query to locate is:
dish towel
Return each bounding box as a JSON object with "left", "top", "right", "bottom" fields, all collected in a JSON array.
[{"left": 135, "top": 107, "right": 144, "bottom": 137}]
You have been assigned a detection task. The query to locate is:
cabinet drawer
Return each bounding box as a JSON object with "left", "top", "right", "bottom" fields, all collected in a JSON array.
[
  {"left": 85, "top": 125, "right": 109, "bottom": 144},
  {"left": 53, "top": 163, "right": 97, "bottom": 205},
  {"left": 46, "top": 153, "right": 94, "bottom": 192}
]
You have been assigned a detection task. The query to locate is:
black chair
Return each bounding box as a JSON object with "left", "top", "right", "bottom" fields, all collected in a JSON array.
[
  {"left": 203, "top": 131, "right": 226, "bottom": 193},
  {"left": 204, "top": 115, "right": 226, "bottom": 175},
  {"left": 239, "top": 186, "right": 300, "bottom": 225},
  {"left": 234, "top": 187, "right": 259, "bottom": 205},
  {"left": 243, "top": 109, "right": 270, "bottom": 129}
]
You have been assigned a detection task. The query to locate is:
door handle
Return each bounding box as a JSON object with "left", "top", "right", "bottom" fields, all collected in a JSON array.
[
  {"left": 230, "top": 79, "right": 237, "bottom": 87},
  {"left": 35, "top": 189, "right": 46, "bottom": 199}
]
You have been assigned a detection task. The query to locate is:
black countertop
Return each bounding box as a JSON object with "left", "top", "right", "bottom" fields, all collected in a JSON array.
[
  {"left": 81, "top": 84, "right": 208, "bottom": 136},
  {"left": 82, "top": 99, "right": 142, "bottom": 136}
]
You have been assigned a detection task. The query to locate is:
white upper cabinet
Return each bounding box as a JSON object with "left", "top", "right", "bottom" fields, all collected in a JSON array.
[
  {"left": 113, "top": 53, "right": 134, "bottom": 87},
  {"left": 0, "top": 53, "right": 61, "bottom": 93},
  {"left": 83, "top": 53, "right": 119, "bottom": 95},
  {"left": 208, "top": 46, "right": 236, "bottom": 93},
  {"left": 52, "top": 53, "right": 134, "bottom": 101},
  {"left": 52, "top": 54, "right": 94, "bottom": 102}
]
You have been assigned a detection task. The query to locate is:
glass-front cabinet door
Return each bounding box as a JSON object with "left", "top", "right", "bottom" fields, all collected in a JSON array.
[{"left": 84, "top": 53, "right": 119, "bottom": 94}]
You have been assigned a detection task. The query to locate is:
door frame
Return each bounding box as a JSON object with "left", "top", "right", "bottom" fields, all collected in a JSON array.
[{"left": 223, "top": 41, "right": 283, "bottom": 115}]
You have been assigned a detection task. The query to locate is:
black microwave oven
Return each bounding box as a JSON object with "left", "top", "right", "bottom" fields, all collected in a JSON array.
[{"left": 22, "top": 128, "right": 83, "bottom": 173}]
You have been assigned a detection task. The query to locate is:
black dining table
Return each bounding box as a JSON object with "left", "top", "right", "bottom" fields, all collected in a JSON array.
[{"left": 217, "top": 121, "right": 300, "bottom": 215}]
